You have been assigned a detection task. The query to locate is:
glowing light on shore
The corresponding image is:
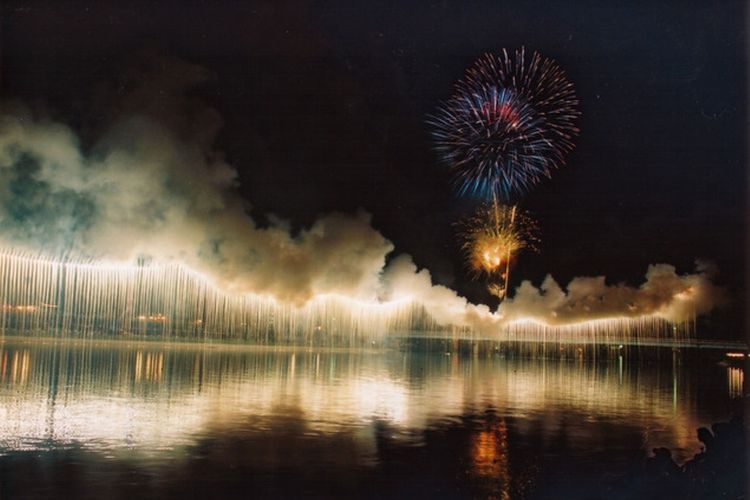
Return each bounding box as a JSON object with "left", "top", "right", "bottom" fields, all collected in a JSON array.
[{"left": 725, "top": 352, "right": 746, "bottom": 359}]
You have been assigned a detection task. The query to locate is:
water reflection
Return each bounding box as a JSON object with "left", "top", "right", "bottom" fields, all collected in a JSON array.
[
  {"left": 471, "top": 419, "right": 511, "bottom": 499},
  {"left": 728, "top": 366, "right": 744, "bottom": 398},
  {"left": 0, "top": 337, "right": 742, "bottom": 498}
]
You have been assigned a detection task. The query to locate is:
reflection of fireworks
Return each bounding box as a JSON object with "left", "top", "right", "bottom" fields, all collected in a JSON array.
[
  {"left": 458, "top": 204, "right": 538, "bottom": 296},
  {"left": 429, "top": 48, "right": 579, "bottom": 202}
]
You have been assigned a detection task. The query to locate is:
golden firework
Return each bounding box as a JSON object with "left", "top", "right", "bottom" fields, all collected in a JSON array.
[{"left": 458, "top": 203, "right": 538, "bottom": 298}]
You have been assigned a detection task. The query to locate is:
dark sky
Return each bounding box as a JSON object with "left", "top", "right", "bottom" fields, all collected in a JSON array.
[{"left": 1, "top": 1, "right": 747, "bottom": 320}]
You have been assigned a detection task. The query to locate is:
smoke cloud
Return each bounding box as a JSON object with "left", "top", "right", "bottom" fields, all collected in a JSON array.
[
  {"left": 0, "top": 54, "right": 724, "bottom": 329},
  {"left": 498, "top": 262, "right": 726, "bottom": 325}
]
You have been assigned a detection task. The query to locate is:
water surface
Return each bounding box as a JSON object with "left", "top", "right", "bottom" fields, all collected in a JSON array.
[{"left": 0, "top": 337, "right": 743, "bottom": 498}]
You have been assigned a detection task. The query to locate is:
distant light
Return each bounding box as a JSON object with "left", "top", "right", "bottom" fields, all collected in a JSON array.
[{"left": 725, "top": 352, "right": 746, "bottom": 358}]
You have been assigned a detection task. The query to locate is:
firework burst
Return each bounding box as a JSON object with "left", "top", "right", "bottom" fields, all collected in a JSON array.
[
  {"left": 429, "top": 48, "right": 579, "bottom": 203},
  {"left": 458, "top": 203, "right": 538, "bottom": 297}
]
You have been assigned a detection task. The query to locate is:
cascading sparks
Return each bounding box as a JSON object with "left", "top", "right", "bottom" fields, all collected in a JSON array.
[
  {"left": 0, "top": 248, "right": 699, "bottom": 345},
  {"left": 0, "top": 249, "right": 427, "bottom": 343}
]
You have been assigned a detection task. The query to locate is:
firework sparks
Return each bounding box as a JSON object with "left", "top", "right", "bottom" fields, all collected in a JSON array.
[
  {"left": 458, "top": 204, "right": 538, "bottom": 297},
  {"left": 428, "top": 48, "right": 580, "bottom": 203}
]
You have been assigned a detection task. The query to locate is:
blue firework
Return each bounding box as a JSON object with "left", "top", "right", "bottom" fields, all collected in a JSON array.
[{"left": 428, "top": 48, "right": 580, "bottom": 202}]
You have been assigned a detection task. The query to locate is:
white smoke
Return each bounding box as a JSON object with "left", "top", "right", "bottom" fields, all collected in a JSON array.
[
  {"left": 499, "top": 262, "right": 726, "bottom": 325},
  {"left": 0, "top": 54, "right": 725, "bottom": 329},
  {"left": 380, "top": 255, "right": 498, "bottom": 330},
  {"left": 0, "top": 106, "right": 396, "bottom": 305}
]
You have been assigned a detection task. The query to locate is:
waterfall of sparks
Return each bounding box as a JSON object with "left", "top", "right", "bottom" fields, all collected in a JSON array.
[
  {"left": 501, "top": 317, "right": 695, "bottom": 348},
  {"left": 0, "top": 248, "right": 701, "bottom": 347},
  {"left": 0, "top": 249, "right": 429, "bottom": 344}
]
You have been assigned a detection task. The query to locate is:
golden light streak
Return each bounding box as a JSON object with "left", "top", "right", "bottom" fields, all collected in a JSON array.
[
  {"left": 472, "top": 420, "right": 510, "bottom": 499},
  {"left": 728, "top": 367, "right": 743, "bottom": 398}
]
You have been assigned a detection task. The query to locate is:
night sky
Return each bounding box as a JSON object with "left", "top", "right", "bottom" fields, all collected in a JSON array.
[{"left": 1, "top": 1, "right": 746, "bottom": 328}]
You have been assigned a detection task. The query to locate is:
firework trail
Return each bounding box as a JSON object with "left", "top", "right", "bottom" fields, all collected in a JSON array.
[
  {"left": 458, "top": 204, "right": 538, "bottom": 298},
  {"left": 428, "top": 48, "right": 579, "bottom": 203}
]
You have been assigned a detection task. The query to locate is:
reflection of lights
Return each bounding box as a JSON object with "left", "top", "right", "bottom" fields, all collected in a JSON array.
[
  {"left": 728, "top": 367, "right": 743, "bottom": 398},
  {"left": 472, "top": 420, "right": 509, "bottom": 496},
  {"left": 137, "top": 314, "right": 166, "bottom": 322},
  {"left": 0, "top": 349, "right": 30, "bottom": 384},
  {"left": 2, "top": 350, "right": 31, "bottom": 384},
  {"left": 349, "top": 379, "right": 408, "bottom": 424},
  {"left": 725, "top": 352, "right": 746, "bottom": 358},
  {"left": 0, "top": 340, "right": 711, "bottom": 462},
  {"left": 134, "top": 351, "right": 164, "bottom": 382}
]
